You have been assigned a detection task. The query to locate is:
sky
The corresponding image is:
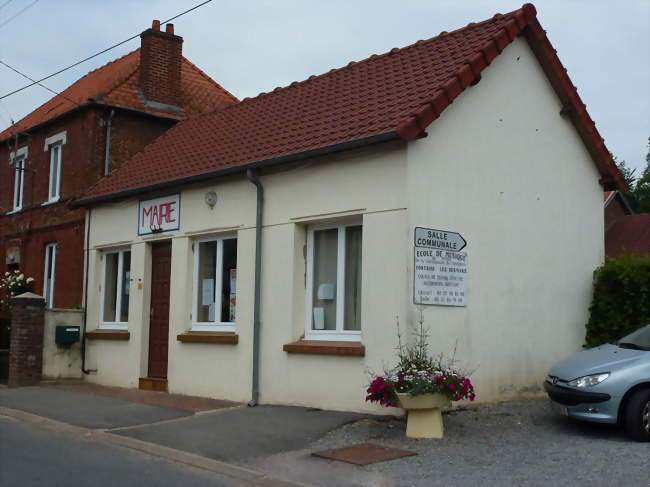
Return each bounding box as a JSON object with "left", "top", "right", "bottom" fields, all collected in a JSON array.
[{"left": 0, "top": 0, "right": 648, "bottom": 174}]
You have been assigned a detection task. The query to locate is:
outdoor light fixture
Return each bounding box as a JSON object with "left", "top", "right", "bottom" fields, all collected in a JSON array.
[{"left": 204, "top": 191, "right": 217, "bottom": 209}]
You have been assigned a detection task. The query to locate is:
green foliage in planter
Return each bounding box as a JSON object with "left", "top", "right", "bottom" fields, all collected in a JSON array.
[{"left": 585, "top": 254, "right": 650, "bottom": 348}]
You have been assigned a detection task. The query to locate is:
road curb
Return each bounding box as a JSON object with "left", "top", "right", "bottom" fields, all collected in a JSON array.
[{"left": 0, "top": 406, "right": 305, "bottom": 487}]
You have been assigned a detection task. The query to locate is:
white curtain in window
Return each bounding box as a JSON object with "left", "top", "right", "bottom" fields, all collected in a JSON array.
[{"left": 344, "top": 226, "right": 362, "bottom": 331}]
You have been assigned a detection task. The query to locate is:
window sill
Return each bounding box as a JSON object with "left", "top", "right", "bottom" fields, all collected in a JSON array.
[
  {"left": 283, "top": 340, "right": 365, "bottom": 356},
  {"left": 41, "top": 198, "right": 60, "bottom": 206},
  {"left": 85, "top": 329, "right": 130, "bottom": 340},
  {"left": 6, "top": 208, "right": 22, "bottom": 215},
  {"left": 177, "top": 331, "right": 238, "bottom": 344}
]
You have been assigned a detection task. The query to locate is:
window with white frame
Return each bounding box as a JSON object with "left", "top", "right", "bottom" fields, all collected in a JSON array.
[
  {"left": 12, "top": 154, "right": 25, "bottom": 211},
  {"left": 305, "top": 222, "right": 362, "bottom": 341},
  {"left": 100, "top": 249, "right": 131, "bottom": 328},
  {"left": 43, "top": 131, "right": 66, "bottom": 204},
  {"left": 47, "top": 143, "right": 62, "bottom": 201},
  {"left": 192, "top": 236, "right": 237, "bottom": 331},
  {"left": 43, "top": 243, "right": 57, "bottom": 308}
]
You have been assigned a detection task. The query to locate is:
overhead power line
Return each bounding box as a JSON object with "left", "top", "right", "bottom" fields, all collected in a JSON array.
[
  {"left": 0, "top": 0, "right": 213, "bottom": 101},
  {"left": 0, "top": 60, "right": 80, "bottom": 106},
  {"left": 0, "top": 0, "right": 39, "bottom": 29},
  {"left": 0, "top": 0, "right": 15, "bottom": 11}
]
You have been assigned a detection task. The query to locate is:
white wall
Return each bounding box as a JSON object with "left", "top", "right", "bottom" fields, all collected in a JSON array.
[
  {"left": 405, "top": 37, "right": 603, "bottom": 401},
  {"left": 42, "top": 308, "right": 83, "bottom": 379},
  {"left": 84, "top": 37, "right": 604, "bottom": 411}
]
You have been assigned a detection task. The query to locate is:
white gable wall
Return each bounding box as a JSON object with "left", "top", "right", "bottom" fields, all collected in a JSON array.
[{"left": 406, "top": 37, "right": 603, "bottom": 401}]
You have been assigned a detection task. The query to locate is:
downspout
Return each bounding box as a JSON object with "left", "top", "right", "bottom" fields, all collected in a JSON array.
[
  {"left": 80, "top": 207, "right": 92, "bottom": 374},
  {"left": 245, "top": 168, "right": 264, "bottom": 407},
  {"left": 103, "top": 109, "right": 114, "bottom": 176}
]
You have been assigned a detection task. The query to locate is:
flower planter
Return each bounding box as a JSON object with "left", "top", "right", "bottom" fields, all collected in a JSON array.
[{"left": 397, "top": 392, "right": 451, "bottom": 439}]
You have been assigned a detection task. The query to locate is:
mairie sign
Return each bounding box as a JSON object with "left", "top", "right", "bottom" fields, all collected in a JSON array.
[
  {"left": 138, "top": 193, "right": 181, "bottom": 236},
  {"left": 414, "top": 227, "right": 466, "bottom": 252}
]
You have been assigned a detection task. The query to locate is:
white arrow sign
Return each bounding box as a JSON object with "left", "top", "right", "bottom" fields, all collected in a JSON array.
[{"left": 414, "top": 227, "right": 467, "bottom": 252}]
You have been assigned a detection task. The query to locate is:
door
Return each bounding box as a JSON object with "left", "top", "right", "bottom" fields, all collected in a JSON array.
[{"left": 148, "top": 241, "right": 172, "bottom": 379}]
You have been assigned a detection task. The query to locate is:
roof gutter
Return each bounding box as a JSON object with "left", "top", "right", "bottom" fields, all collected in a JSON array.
[
  {"left": 0, "top": 102, "right": 184, "bottom": 145},
  {"left": 71, "top": 131, "right": 400, "bottom": 208}
]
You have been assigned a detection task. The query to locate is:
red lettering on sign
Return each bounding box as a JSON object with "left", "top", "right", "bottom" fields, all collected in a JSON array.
[{"left": 141, "top": 200, "right": 178, "bottom": 229}]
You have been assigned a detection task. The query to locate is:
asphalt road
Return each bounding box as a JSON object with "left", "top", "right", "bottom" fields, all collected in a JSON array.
[{"left": 0, "top": 416, "right": 236, "bottom": 487}]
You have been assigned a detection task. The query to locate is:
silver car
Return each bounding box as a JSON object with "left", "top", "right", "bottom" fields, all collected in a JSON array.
[{"left": 545, "top": 323, "right": 650, "bottom": 441}]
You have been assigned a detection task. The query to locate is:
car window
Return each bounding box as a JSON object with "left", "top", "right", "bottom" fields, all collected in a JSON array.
[{"left": 618, "top": 324, "right": 650, "bottom": 350}]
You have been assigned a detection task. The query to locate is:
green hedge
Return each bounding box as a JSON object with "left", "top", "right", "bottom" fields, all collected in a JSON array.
[{"left": 585, "top": 254, "right": 650, "bottom": 348}]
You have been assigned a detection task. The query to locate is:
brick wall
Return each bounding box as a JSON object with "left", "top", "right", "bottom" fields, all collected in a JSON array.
[
  {"left": 139, "top": 21, "right": 183, "bottom": 107},
  {"left": 0, "top": 106, "right": 177, "bottom": 309},
  {"left": 106, "top": 110, "right": 175, "bottom": 174},
  {"left": 604, "top": 196, "right": 629, "bottom": 231},
  {"left": 8, "top": 294, "right": 45, "bottom": 387}
]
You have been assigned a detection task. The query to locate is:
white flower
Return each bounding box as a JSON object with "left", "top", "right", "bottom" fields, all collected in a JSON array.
[
  {"left": 13, "top": 270, "right": 19, "bottom": 274},
  {"left": 17, "top": 275, "right": 24, "bottom": 281},
  {"left": 4, "top": 272, "right": 8, "bottom": 276},
  {"left": 26, "top": 277, "right": 34, "bottom": 283}
]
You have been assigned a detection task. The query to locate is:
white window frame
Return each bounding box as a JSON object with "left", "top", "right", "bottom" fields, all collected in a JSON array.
[
  {"left": 9, "top": 146, "right": 27, "bottom": 213},
  {"left": 191, "top": 235, "right": 237, "bottom": 332},
  {"left": 46, "top": 143, "right": 62, "bottom": 203},
  {"left": 43, "top": 243, "right": 57, "bottom": 308},
  {"left": 99, "top": 248, "right": 131, "bottom": 330},
  {"left": 304, "top": 220, "right": 362, "bottom": 342},
  {"left": 43, "top": 131, "right": 66, "bottom": 204}
]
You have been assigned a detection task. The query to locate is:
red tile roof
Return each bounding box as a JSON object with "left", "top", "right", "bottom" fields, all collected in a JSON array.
[
  {"left": 605, "top": 214, "right": 650, "bottom": 258},
  {"left": 76, "top": 3, "right": 626, "bottom": 205},
  {"left": 0, "top": 49, "right": 237, "bottom": 142}
]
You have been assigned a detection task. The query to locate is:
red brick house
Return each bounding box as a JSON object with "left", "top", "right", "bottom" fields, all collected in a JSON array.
[
  {"left": 604, "top": 190, "right": 633, "bottom": 232},
  {"left": 0, "top": 21, "right": 236, "bottom": 309},
  {"left": 603, "top": 191, "right": 650, "bottom": 257}
]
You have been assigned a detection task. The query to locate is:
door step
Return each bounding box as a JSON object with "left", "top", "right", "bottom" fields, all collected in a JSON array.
[{"left": 139, "top": 377, "right": 167, "bottom": 392}]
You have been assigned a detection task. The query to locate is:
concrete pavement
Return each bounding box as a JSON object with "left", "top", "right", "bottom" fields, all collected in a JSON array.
[
  {"left": 0, "top": 386, "right": 191, "bottom": 429},
  {"left": 113, "top": 405, "right": 365, "bottom": 462}
]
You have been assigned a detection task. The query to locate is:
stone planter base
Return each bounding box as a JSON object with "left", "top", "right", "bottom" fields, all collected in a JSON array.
[{"left": 397, "top": 393, "right": 451, "bottom": 439}]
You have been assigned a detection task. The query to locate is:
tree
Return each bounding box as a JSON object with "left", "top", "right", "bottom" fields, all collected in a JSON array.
[
  {"left": 632, "top": 138, "right": 650, "bottom": 213},
  {"left": 585, "top": 254, "right": 650, "bottom": 348},
  {"left": 614, "top": 155, "right": 637, "bottom": 190}
]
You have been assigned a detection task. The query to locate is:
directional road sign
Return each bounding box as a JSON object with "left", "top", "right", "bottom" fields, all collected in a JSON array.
[{"left": 414, "top": 227, "right": 467, "bottom": 252}]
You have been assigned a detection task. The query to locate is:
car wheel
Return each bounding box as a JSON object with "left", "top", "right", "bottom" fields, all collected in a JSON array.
[{"left": 624, "top": 388, "right": 650, "bottom": 442}]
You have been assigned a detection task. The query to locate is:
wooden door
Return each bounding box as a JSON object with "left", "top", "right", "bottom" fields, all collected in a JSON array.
[{"left": 148, "top": 241, "right": 171, "bottom": 379}]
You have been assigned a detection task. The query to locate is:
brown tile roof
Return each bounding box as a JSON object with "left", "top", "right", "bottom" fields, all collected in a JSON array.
[
  {"left": 0, "top": 49, "right": 237, "bottom": 141},
  {"left": 605, "top": 214, "right": 650, "bottom": 258},
  {"left": 76, "top": 3, "right": 626, "bottom": 205}
]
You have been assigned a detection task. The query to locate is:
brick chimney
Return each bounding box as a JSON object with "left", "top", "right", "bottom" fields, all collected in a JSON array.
[{"left": 139, "top": 20, "right": 183, "bottom": 107}]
